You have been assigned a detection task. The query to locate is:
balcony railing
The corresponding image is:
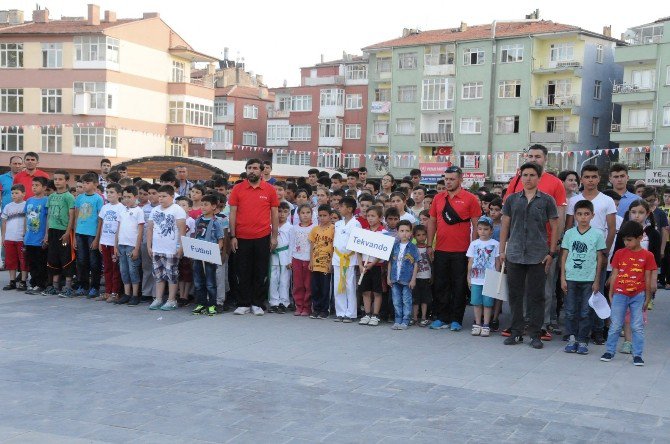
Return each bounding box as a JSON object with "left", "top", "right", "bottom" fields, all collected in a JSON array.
[
  {"left": 371, "top": 133, "right": 388, "bottom": 144},
  {"left": 530, "top": 131, "right": 577, "bottom": 144},
  {"left": 267, "top": 108, "right": 290, "bottom": 118},
  {"left": 302, "top": 75, "right": 345, "bottom": 86},
  {"left": 420, "top": 132, "right": 454, "bottom": 144},
  {"left": 611, "top": 124, "right": 653, "bottom": 133},
  {"left": 189, "top": 76, "right": 214, "bottom": 88},
  {"left": 611, "top": 124, "right": 620, "bottom": 132},
  {"left": 532, "top": 95, "right": 580, "bottom": 107},
  {"left": 612, "top": 83, "right": 654, "bottom": 94}
]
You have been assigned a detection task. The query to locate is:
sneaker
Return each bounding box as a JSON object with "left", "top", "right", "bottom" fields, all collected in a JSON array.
[
  {"left": 398, "top": 324, "right": 408, "bottom": 330},
  {"left": 633, "top": 356, "right": 645, "bottom": 366},
  {"left": 127, "top": 296, "right": 141, "bottom": 306},
  {"left": 490, "top": 319, "right": 500, "bottom": 332},
  {"left": 540, "top": 329, "right": 552, "bottom": 341},
  {"left": 577, "top": 343, "right": 589, "bottom": 355},
  {"left": 94, "top": 293, "right": 108, "bottom": 302},
  {"left": 309, "top": 312, "right": 319, "bottom": 319},
  {"left": 359, "top": 315, "right": 371, "bottom": 325},
  {"left": 368, "top": 315, "right": 380, "bottom": 326},
  {"left": 15, "top": 281, "right": 27, "bottom": 291},
  {"left": 471, "top": 325, "right": 482, "bottom": 336},
  {"left": 593, "top": 334, "right": 605, "bottom": 345},
  {"left": 450, "top": 322, "right": 462, "bottom": 332},
  {"left": 233, "top": 306, "right": 251, "bottom": 315},
  {"left": 620, "top": 341, "right": 633, "bottom": 354},
  {"left": 287, "top": 302, "right": 296, "bottom": 312},
  {"left": 86, "top": 288, "right": 99, "bottom": 299},
  {"left": 300, "top": 311, "right": 310, "bottom": 317},
  {"left": 318, "top": 312, "right": 329, "bottom": 319},
  {"left": 267, "top": 305, "right": 278, "bottom": 314},
  {"left": 547, "top": 323, "right": 562, "bottom": 335},
  {"left": 177, "top": 298, "right": 190, "bottom": 308},
  {"left": 251, "top": 306, "right": 264, "bottom": 316},
  {"left": 106, "top": 293, "right": 119, "bottom": 303},
  {"left": 501, "top": 328, "right": 512, "bottom": 337},
  {"left": 149, "top": 299, "right": 163, "bottom": 310},
  {"left": 565, "top": 337, "right": 578, "bottom": 353},
  {"left": 391, "top": 323, "right": 400, "bottom": 330},
  {"left": 530, "top": 337, "right": 544, "bottom": 349},
  {"left": 26, "top": 286, "right": 45, "bottom": 295},
  {"left": 293, "top": 310, "right": 301, "bottom": 316},
  {"left": 115, "top": 295, "right": 131, "bottom": 305},
  {"left": 419, "top": 319, "right": 430, "bottom": 327},
  {"left": 342, "top": 317, "right": 352, "bottom": 323},
  {"left": 3, "top": 281, "right": 16, "bottom": 291},
  {"left": 277, "top": 304, "right": 286, "bottom": 314},
  {"left": 75, "top": 286, "right": 87, "bottom": 296},
  {"left": 207, "top": 306, "right": 217, "bottom": 316},
  {"left": 481, "top": 326, "right": 490, "bottom": 337},
  {"left": 600, "top": 352, "right": 614, "bottom": 362},
  {"left": 503, "top": 335, "right": 523, "bottom": 345},
  {"left": 429, "top": 320, "right": 449, "bottom": 330},
  {"left": 333, "top": 316, "right": 343, "bottom": 322},
  {"left": 160, "top": 301, "right": 178, "bottom": 311},
  {"left": 647, "top": 300, "right": 654, "bottom": 310},
  {"left": 192, "top": 304, "right": 206, "bottom": 315},
  {"left": 58, "top": 288, "right": 74, "bottom": 298},
  {"left": 42, "top": 286, "right": 59, "bottom": 296}
]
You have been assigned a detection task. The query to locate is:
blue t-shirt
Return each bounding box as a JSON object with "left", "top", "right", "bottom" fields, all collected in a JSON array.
[
  {"left": 75, "top": 193, "right": 104, "bottom": 236},
  {"left": 24, "top": 196, "right": 48, "bottom": 246},
  {"left": 561, "top": 226, "right": 607, "bottom": 282}
]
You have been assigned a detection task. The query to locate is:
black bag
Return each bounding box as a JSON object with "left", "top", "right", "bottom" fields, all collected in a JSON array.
[{"left": 441, "top": 195, "right": 467, "bottom": 225}]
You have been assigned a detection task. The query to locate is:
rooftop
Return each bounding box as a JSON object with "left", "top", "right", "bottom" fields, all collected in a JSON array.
[
  {"left": 215, "top": 85, "right": 273, "bottom": 102},
  {"left": 0, "top": 18, "right": 141, "bottom": 35}
]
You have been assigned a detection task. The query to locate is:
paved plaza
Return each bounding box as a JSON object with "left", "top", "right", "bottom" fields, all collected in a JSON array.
[{"left": 0, "top": 283, "right": 669, "bottom": 443}]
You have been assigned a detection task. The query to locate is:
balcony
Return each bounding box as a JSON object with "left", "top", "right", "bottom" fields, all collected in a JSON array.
[
  {"left": 302, "top": 75, "right": 345, "bottom": 86},
  {"left": 420, "top": 132, "right": 454, "bottom": 145},
  {"left": 423, "top": 63, "right": 455, "bottom": 76},
  {"left": 319, "top": 105, "right": 344, "bottom": 118},
  {"left": 370, "top": 101, "right": 391, "bottom": 114},
  {"left": 168, "top": 78, "right": 215, "bottom": 100},
  {"left": 376, "top": 71, "right": 392, "bottom": 81},
  {"left": 214, "top": 111, "right": 234, "bottom": 124},
  {"left": 206, "top": 142, "right": 233, "bottom": 151},
  {"left": 531, "top": 95, "right": 580, "bottom": 109},
  {"left": 615, "top": 44, "right": 658, "bottom": 65},
  {"left": 532, "top": 60, "right": 583, "bottom": 76},
  {"left": 609, "top": 124, "right": 653, "bottom": 143},
  {"left": 623, "top": 159, "right": 653, "bottom": 171},
  {"left": 318, "top": 136, "right": 343, "bottom": 147},
  {"left": 529, "top": 131, "right": 577, "bottom": 144},
  {"left": 370, "top": 134, "right": 389, "bottom": 144},
  {"left": 611, "top": 84, "right": 656, "bottom": 104},
  {"left": 266, "top": 137, "right": 289, "bottom": 147},
  {"left": 167, "top": 124, "right": 213, "bottom": 139},
  {"left": 267, "top": 108, "right": 290, "bottom": 118}
]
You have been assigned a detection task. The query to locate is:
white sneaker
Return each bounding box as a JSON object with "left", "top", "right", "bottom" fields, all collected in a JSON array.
[
  {"left": 233, "top": 306, "right": 251, "bottom": 315},
  {"left": 251, "top": 306, "right": 264, "bottom": 316},
  {"left": 149, "top": 299, "right": 163, "bottom": 310},
  {"left": 471, "top": 325, "right": 482, "bottom": 336},
  {"left": 359, "top": 315, "right": 371, "bottom": 325},
  {"left": 368, "top": 316, "right": 380, "bottom": 326}
]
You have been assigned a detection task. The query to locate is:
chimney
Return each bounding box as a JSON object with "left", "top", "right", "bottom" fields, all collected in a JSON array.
[
  {"left": 207, "top": 63, "right": 215, "bottom": 75},
  {"left": 104, "top": 10, "right": 116, "bottom": 23},
  {"left": 8, "top": 9, "right": 24, "bottom": 24},
  {"left": 236, "top": 65, "right": 240, "bottom": 84},
  {"left": 32, "top": 8, "right": 49, "bottom": 23},
  {"left": 256, "top": 74, "right": 264, "bottom": 85},
  {"left": 223, "top": 47, "right": 229, "bottom": 61},
  {"left": 143, "top": 12, "right": 160, "bottom": 19},
  {"left": 87, "top": 4, "right": 100, "bottom": 26},
  {"left": 460, "top": 22, "right": 468, "bottom": 32},
  {"left": 402, "top": 28, "right": 410, "bottom": 37},
  {"left": 603, "top": 25, "right": 612, "bottom": 38},
  {"left": 320, "top": 54, "right": 324, "bottom": 63}
]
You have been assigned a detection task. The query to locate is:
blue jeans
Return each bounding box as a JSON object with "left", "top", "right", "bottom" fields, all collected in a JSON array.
[
  {"left": 606, "top": 292, "right": 645, "bottom": 357},
  {"left": 391, "top": 283, "right": 412, "bottom": 325},
  {"left": 565, "top": 281, "right": 593, "bottom": 343},
  {"left": 117, "top": 244, "right": 141, "bottom": 284},
  {"left": 75, "top": 234, "right": 101, "bottom": 290},
  {"left": 193, "top": 260, "right": 217, "bottom": 306}
]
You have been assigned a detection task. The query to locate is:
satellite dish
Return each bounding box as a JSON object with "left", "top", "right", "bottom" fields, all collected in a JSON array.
[{"left": 623, "top": 29, "right": 637, "bottom": 39}]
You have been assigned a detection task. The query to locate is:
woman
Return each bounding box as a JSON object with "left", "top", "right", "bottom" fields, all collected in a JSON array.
[
  {"left": 381, "top": 173, "right": 396, "bottom": 195},
  {"left": 558, "top": 170, "right": 580, "bottom": 200}
]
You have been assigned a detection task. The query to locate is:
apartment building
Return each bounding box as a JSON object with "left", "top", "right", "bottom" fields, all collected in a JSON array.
[
  {"left": 610, "top": 17, "right": 670, "bottom": 181},
  {"left": 0, "top": 5, "right": 216, "bottom": 173},
  {"left": 363, "top": 16, "right": 622, "bottom": 181},
  {"left": 266, "top": 54, "right": 368, "bottom": 170}
]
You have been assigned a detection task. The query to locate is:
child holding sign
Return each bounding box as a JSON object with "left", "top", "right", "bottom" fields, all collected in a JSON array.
[
  {"left": 332, "top": 197, "right": 361, "bottom": 323},
  {"left": 191, "top": 195, "right": 225, "bottom": 316},
  {"left": 358, "top": 206, "right": 385, "bottom": 326}
]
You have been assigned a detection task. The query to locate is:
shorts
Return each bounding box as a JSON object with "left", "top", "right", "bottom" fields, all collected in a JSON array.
[
  {"left": 4, "top": 240, "right": 28, "bottom": 271},
  {"left": 178, "top": 257, "right": 193, "bottom": 282},
  {"left": 470, "top": 284, "right": 494, "bottom": 308},
  {"left": 152, "top": 253, "right": 179, "bottom": 285},
  {"left": 47, "top": 229, "right": 75, "bottom": 277},
  {"left": 412, "top": 278, "right": 432, "bottom": 305},
  {"left": 360, "top": 266, "right": 383, "bottom": 294}
]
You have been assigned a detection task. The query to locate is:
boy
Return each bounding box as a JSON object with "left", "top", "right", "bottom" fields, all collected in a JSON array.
[
  {"left": 387, "top": 220, "right": 420, "bottom": 330},
  {"left": 560, "top": 200, "right": 606, "bottom": 355},
  {"left": 141, "top": 183, "right": 160, "bottom": 300},
  {"left": 43, "top": 170, "right": 76, "bottom": 297},
  {"left": 188, "top": 184, "right": 205, "bottom": 219},
  {"left": 176, "top": 196, "right": 196, "bottom": 306},
  {"left": 390, "top": 191, "right": 416, "bottom": 224},
  {"left": 115, "top": 185, "right": 145, "bottom": 306},
  {"left": 2, "top": 184, "right": 28, "bottom": 290},
  {"left": 410, "top": 186, "right": 427, "bottom": 216},
  {"left": 383, "top": 207, "right": 400, "bottom": 238},
  {"left": 308, "top": 205, "right": 334, "bottom": 319},
  {"left": 73, "top": 172, "right": 104, "bottom": 298},
  {"left": 466, "top": 216, "right": 500, "bottom": 337},
  {"left": 489, "top": 198, "right": 503, "bottom": 242},
  {"left": 191, "top": 194, "right": 225, "bottom": 316},
  {"left": 412, "top": 224, "right": 432, "bottom": 327},
  {"left": 268, "top": 202, "right": 293, "bottom": 313},
  {"left": 356, "top": 194, "right": 374, "bottom": 229},
  {"left": 358, "top": 206, "right": 384, "bottom": 326},
  {"left": 601, "top": 221, "right": 657, "bottom": 366},
  {"left": 24, "top": 177, "right": 49, "bottom": 294},
  {"left": 332, "top": 197, "right": 361, "bottom": 322},
  {"left": 147, "top": 185, "right": 187, "bottom": 310},
  {"left": 98, "top": 183, "right": 124, "bottom": 302}
]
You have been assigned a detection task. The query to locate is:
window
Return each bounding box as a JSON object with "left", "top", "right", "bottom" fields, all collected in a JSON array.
[
  {"left": 550, "top": 43, "right": 574, "bottom": 62},
  {"left": 395, "top": 119, "right": 415, "bottom": 135},
  {"left": 172, "top": 61, "right": 185, "bottom": 82},
  {"left": 494, "top": 152, "right": 524, "bottom": 175},
  {"left": 422, "top": 78, "right": 454, "bottom": 110},
  {"left": 319, "top": 118, "right": 343, "bottom": 138},
  {"left": 318, "top": 147, "right": 339, "bottom": 169},
  {"left": 170, "top": 141, "right": 182, "bottom": 157},
  {"left": 398, "top": 52, "right": 418, "bottom": 70},
  {"left": 320, "top": 89, "right": 344, "bottom": 106},
  {"left": 345, "top": 64, "right": 367, "bottom": 80},
  {"left": 438, "top": 119, "right": 453, "bottom": 135},
  {"left": 546, "top": 79, "right": 572, "bottom": 103},
  {"left": 41, "top": 126, "right": 62, "bottom": 153},
  {"left": 0, "top": 88, "right": 23, "bottom": 113},
  {"left": 463, "top": 48, "right": 484, "bottom": 65},
  {"left": 459, "top": 151, "right": 481, "bottom": 169},
  {"left": 345, "top": 124, "right": 361, "bottom": 140},
  {"left": 214, "top": 98, "right": 230, "bottom": 118},
  {"left": 73, "top": 82, "right": 110, "bottom": 110},
  {"left": 628, "top": 109, "right": 653, "bottom": 128},
  {"left": 546, "top": 116, "right": 569, "bottom": 133},
  {"left": 498, "top": 80, "right": 522, "bottom": 98},
  {"left": 376, "top": 57, "right": 391, "bottom": 73},
  {"left": 277, "top": 96, "right": 291, "bottom": 111},
  {"left": 373, "top": 121, "right": 389, "bottom": 135},
  {"left": 41, "top": 89, "right": 62, "bottom": 113},
  {"left": 592, "top": 117, "right": 600, "bottom": 136},
  {"left": 374, "top": 88, "right": 391, "bottom": 102},
  {"left": 393, "top": 151, "right": 414, "bottom": 169},
  {"left": 496, "top": 116, "right": 520, "bottom": 134},
  {"left": 41, "top": 43, "right": 62, "bottom": 68},
  {"left": 424, "top": 45, "right": 454, "bottom": 65},
  {"left": 213, "top": 126, "right": 234, "bottom": 144},
  {"left": 596, "top": 44, "right": 604, "bottom": 63},
  {"left": 500, "top": 44, "right": 524, "bottom": 63},
  {"left": 74, "top": 36, "right": 119, "bottom": 63},
  {"left": 460, "top": 117, "right": 482, "bottom": 134},
  {"left": 0, "top": 43, "right": 23, "bottom": 68},
  {"left": 73, "top": 127, "right": 116, "bottom": 150},
  {"left": 243, "top": 104, "right": 258, "bottom": 119},
  {"left": 397, "top": 85, "right": 417, "bottom": 102},
  {"left": 275, "top": 150, "right": 311, "bottom": 166},
  {"left": 664, "top": 106, "right": 670, "bottom": 126},
  {"left": 242, "top": 132, "right": 258, "bottom": 146},
  {"left": 631, "top": 70, "right": 655, "bottom": 89},
  {"left": 266, "top": 123, "right": 289, "bottom": 143},
  {"left": 169, "top": 101, "right": 184, "bottom": 124},
  {"left": 291, "top": 95, "right": 312, "bottom": 111},
  {"left": 661, "top": 146, "right": 670, "bottom": 167},
  {"left": 185, "top": 102, "right": 213, "bottom": 127},
  {"left": 343, "top": 154, "right": 360, "bottom": 169},
  {"left": 594, "top": 80, "right": 602, "bottom": 100},
  {"left": 345, "top": 94, "right": 362, "bottom": 109},
  {"left": 462, "top": 82, "right": 483, "bottom": 100},
  {"left": 290, "top": 125, "right": 311, "bottom": 141},
  {"left": 0, "top": 127, "right": 23, "bottom": 151},
  {"left": 667, "top": 66, "right": 670, "bottom": 85}
]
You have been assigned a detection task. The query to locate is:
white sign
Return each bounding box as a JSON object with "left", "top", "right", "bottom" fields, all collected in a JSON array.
[
  {"left": 345, "top": 227, "right": 395, "bottom": 261},
  {"left": 181, "top": 236, "right": 222, "bottom": 265},
  {"left": 482, "top": 268, "right": 508, "bottom": 301},
  {"left": 645, "top": 169, "right": 670, "bottom": 186}
]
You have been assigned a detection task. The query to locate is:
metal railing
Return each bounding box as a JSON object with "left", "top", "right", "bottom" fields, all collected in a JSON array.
[{"left": 420, "top": 132, "right": 454, "bottom": 143}]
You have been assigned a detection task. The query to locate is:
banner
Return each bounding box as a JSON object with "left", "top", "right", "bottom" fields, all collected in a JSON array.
[
  {"left": 181, "top": 236, "right": 222, "bottom": 265},
  {"left": 345, "top": 227, "right": 395, "bottom": 261}
]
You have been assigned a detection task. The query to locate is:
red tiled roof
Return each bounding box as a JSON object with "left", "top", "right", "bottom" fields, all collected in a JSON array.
[
  {"left": 215, "top": 85, "right": 274, "bottom": 102},
  {"left": 0, "top": 18, "right": 141, "bottom": 34},
  {"left": 363, "top": 20, "right": 598, "bottom": 50}
]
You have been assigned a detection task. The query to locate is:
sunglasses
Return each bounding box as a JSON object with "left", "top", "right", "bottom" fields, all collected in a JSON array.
[{"left": 444, "top": 166, "right": 462, "bottom": 175}]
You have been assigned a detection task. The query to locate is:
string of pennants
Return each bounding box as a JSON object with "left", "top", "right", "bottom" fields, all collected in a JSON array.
[{"left": 0, "top": 122, "right": 169, "bottom": 139}]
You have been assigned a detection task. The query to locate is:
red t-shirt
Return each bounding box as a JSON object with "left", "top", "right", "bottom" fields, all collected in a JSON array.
[
  {"left": 13, "top": 169, "right": 49, "bottom": 199},
  {"left": 356, "top": 215, "right": 370, "bottom": 230},
  {"left": 611, "top": 248, "right": 657, "bottom": 296},
  {"left": 429, "top": 188, "right": 482, "bottom": 253},
  {"left": 229, "top": 179, "right": 279, "bottom": 239}
]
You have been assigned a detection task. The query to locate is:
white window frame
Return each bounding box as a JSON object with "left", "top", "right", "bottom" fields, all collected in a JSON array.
[
  {"left": 0, "top": 127, "right": 23, "bottom": 152},
  {"left": 546, "top": 116, "right": 569, "bottom": 133},
  {"left": 422, "top": 78, "right": 454, "bottom": 110},
  {"left": 41, "top": 126, "right": 62, "bottom": 153},
  {"left": 463, "top": 48, "right": 484, "bottom": 65},
  {"left": 393, "top": 151, "right": 414, "bottom": 169},
  {"left": 438, "top": 119, "right": 453, "bottom": 135},
  {"left": 660, "top": 146, "right": 670, "bottom": 167},
  {"left": 172, "top": 61, "right": 185, "bottom": 82},
  {"left": 592, "top": 117, "right": 600, "bottom": 136},
  {"left": 345, "top": 94, "right": 362, "bottom": 109},
  {"left": 498, "top": 80, "right": 522, "bottom": 98},
  {"left": 243, "top": 104, "right": 259, "bottom": 119},
  {"left": 41, "top": 88, "right": 62, "bottom": 113},
  {"left": 318, "top": 147, "right": 339, "bottom": 169},
  {"left": 496, "top": 116, "right": 520, "bottom": 134},
  {"left": 74, "top": 36, "right": 119, "bottom": 63},
  {"left": 594, "top": 80, "right": 602, "bottom": 100},
  {"left": 73, "top": 127, "right": 116, "bottom": 150},
  {"left": 214, "top": 98, "right": 230, "bottom": 118},
  {"left": 41, "top": 43, "right": 62, "bottom": 68},
  {"left": 667, "top": 66, "right": 670, "bottom": 86},
  {"left": 291, "top": 95, "right": 312, "bottom": 111},
  {"left": 494, "top": 152, "right": 524, "bottom": 175},
  {"left": 663, "top": 106, "right": 670, "bottom": 127},
  {"left": 343, "top": 154, "right": 360, "bottom": 169},
  {"left": 73, "top": 82, "right": 109, "bottom": 110},
  {"left": 376, "top": 57, "right": 392, "bottom": 73},
  {"left": 631, "top": 70, "right": 655, "bottom": 90},
  {"left": 596, "top": 44, "right": 604, "bottom": 63},
  {"left": 0, "top": 43, "right": 23, "bottom": 68},
  {"left": 500, "top": 44, "right": 524, "bottom": 63},
  {"left": 374, "top": 88, "right": 391, "bottom": 102},
  {"left": 242, "top": 131, "right": 258, "bottom": 146},
  {"left": 290, "top": 125, "right": 311, "bottom": 141},
  {"left": 319, "top": 118, "right": 343, "bottom": 138},
  {"left": 460, "top": 117, "right": 482, "bottom": 134},
  {"left": 275, "top": 150, "right": 311, "bottom": 166},
  {"left": 266, "top": 123, "right": 289, "bottom": 143},
  {"left": 458, "top": 151, "right": 480, "bottom": 169},
  {"left": 398, "top": 85, "right": 417, "bottom": 103},
  {"left": 170, "top": 141, "right": 182, "bottom": 157},
  {"left": 395, "top": 119, "right": 415, "bottom": 135},
  {"left": 373, "top": 121, "right": 389, "bottom": 136},
  {"left": 424, "top": 45, "right": 454, "bottom": 66},
  {"left": 550, "top": 43, "right": 574, "bottom": 62},
  {"left": 185, "top": 102, "right": 213, "bottom": 127},
  {"left": 628, "top": 108, "right": 653, "bottom": 129},
  {"left": 462, "top": 82, "right": 483, "bottom": 100},
  {"left": 344, "top": 124, "right": 361, "bottom": 140},
  {"left": 398, "top": 52, "right": 418, "bottom": 70},
  {"left": 0, "top": 88, "right": 23, "bottom": 113},
  {"left": 345, "top": 64, "right": 367, "bottom": 80},
  {"left": 320, "top": 89, "right": 344, "bottom": 106}
]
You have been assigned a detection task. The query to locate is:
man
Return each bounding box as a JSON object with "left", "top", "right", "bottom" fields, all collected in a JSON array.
[
  {"left": 499, "top": 163, "right": 559, "bottom": 349},
  {"left": 116, "top": 165, "right": 128, "bottom": 179},
  {"left": 0, "top": 156, "right": 23, "bottom": 208},
  {"left": 409, "top": 168, "right": 422, "bottom": 188},
  {"left": 229, "top": 159, "right": 279, "bottom": 316},
  {"left": 262, "top": 160, "right": 277, "bottom": 185},
  {"left": 608, "top": 163, "right": 638, "bottom": 217},
  {"left": 175, "top": 166, "right": 193, "bottom": 196},
  {"left": 99, "top": 158, "right": 111, "bottom": 189},
  {"left": 13, "top": 152, "right": 49, "bottom": 200},
  {"left": 504, "top": 144, "right": 567, "bottom": 340},
  {"left": 427, "top": 166, "right": 482, "bottom": 331},
  {"left": 358, "top": 166, "right": 368, "bottom": 183},
  {"left": 307, "top": 168, "right": 319, "bottom": 188}
]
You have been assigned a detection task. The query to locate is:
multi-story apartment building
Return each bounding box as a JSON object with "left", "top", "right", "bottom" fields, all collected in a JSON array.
[
  {"left": 363, "top": 16, "right": 622, "bottom": 181},
  {"left": 0, "top": 5, "right": 215, "bottom": 173},
  {"left": 266, "top": 54, "right": 368, "bottom": 170},
  {"left": 610, "top": 18, "right": 670, "bottom": 181}
]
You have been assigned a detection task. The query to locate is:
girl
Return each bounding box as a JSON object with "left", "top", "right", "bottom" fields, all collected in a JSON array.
[
  {"left": 358, "top": 207, "right": 385, "bottom": 327},
  {"left": 390, "top": 191, "right": 417, "bottom": 225},
  {"left": 291, "top": 204, "right": 313, "bottom": 316},
  {"left": 381, "top": 174, "right": 396, "bottom": 195},
  {"left": 558, "top": 170, "right": 580, "bottom": 200},
  {"left": 292, "top": 188, "right": 310, "bottom": 225}
]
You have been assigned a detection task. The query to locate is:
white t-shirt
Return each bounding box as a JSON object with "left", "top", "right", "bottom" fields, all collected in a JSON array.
[
  {"left": 1, "top": 201, "right": 26, "bottom": 241},
  {"left": 99, "top": 202, "right": 125, "bottom": 246},
  {"left": 185, "top": 216, "right": 196, "bottom": 237},
  {"left": 416, "top": 246, "right": 431, "bottom": 279},
  {"left": 332, "top": 217, "right": 362, "bottom": 266},
  {"left": 396, "top": 242, "right": 408, "bottom": 280},
  {"left": 272, "top": 222, "right": 293, "bottom": 266},
  {"left": 291, "top": 223, "right": 313, "bottom": 261},
  {"left": 149, "top": 203, "right": 187, "bottom": 255},
  {"left": 466, "top": 238, "right": 500, "bottom": 286},
  {"left": 567, "top": 192, "right": 616, "bottom": 235},
  {"left": 399, "top": 211, "right": 417, "bottom": 225},
  {"left": 117, "top": 205, "right": 145, "bottom": 247},
  {"left": 607, "top": 214, "right": 624, "bottom": 272}
]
